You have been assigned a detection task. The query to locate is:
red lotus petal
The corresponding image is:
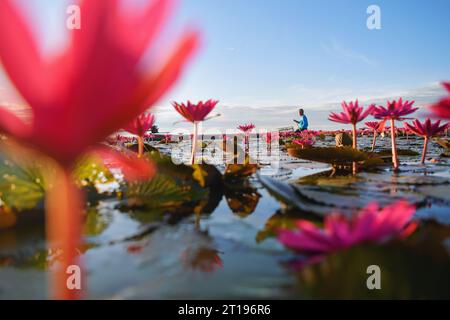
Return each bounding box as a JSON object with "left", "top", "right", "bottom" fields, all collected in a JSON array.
[
  {"left": 0, "top": 0, "right": 49, "bottom": 109},
  {"left": 0, "top": 108, "right": 31, "bottom": 139},
  {"left": 94, "top": 146, "right": 156, "bottom": 182}
]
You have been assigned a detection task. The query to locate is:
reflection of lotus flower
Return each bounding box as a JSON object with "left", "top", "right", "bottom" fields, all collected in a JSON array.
[
  {"left": 181, "top": 248, "right": 223, "bottom": 273},
  {"left": 278, "top": 201, "right": 417, "bottom": 255},
  {"left": 329, "top": 100, "right": 373, "bottom": 149},
  {"left": 172, "top": 100, "right": 219, "bottom": 165},
  {"left": 372, "top": 99, "right": 418, "bottom": 170},
  {"left": 430, "top": 82, "right": 450, "bottom": 119},
  {"left": 0, "top": 0, "right": 199, "bottom": 299},
  {"left": 124, "top": 113, "right": 155, "bottom": 157},
  {"left": 365, "top": 120, "right": 386, "bottom": 151},
  {"left": 404, "top": 119, "right": 449, "bottom": 164}
]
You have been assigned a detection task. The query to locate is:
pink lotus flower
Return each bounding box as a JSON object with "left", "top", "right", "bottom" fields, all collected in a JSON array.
[
  {"left": 404, "top": 118, "right": 449, "bottom": 164},
  {"left": 329, "top": 100, "right": 374, "bottom": 125},
  {"left": 329, "top": 100, "right": 373, "bottom": 151},
  {"left": 365, "top": 121, "right": 386, "bottom": 133},
  {"left": 237, "top": 124, "right": 255, "bottom": 149},
  {"left": 278, "top": 201, "right": 417, "bottom": 256},
  {"left": 237, "top": 123, "right": 256, "bottom": 133},
  {"left": 264, "top": 132, "right": 279, "bottom": 145},
  {"left": 124, "top": 113, "right": 156, "bottom": 157},
  {"left": 172, "top": 100, "right": 219, "bottom": 165},
  {"left": 0, "top": 0, "right": 199, "bottom": 299},
  {"left": 372, "top": 99, "right": 418, "bottom": 170},
  {"left": 430, "top": 82, "right": 450, "bottom": 119},
  {"left": 365, "top": 120, "right": 386, "bottom": 151},
  {"left": 372, "top": 98, "right": 418, "bottom": 121},
  {"left": 293, "top": 138, "right": 314, "bottom": 149},
  {"left": 124, "top": 113, "right": 156, "bottom": 138},
  {"left": 172, "top": 100, "right": 219, "bottom": 123}
]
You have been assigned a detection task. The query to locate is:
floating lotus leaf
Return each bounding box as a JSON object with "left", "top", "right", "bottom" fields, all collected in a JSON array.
[
  {"left": 260, "top": 173, "right": 426, "bottom": 217},
  {"left": 360, "top": 172, "right": 450, "bottom": 186},
  {"left": 125, "top": 173, "right": 207, "bottom": 208},
  {"left": 287, "top": 147, "right": 368, "bottom": 164},
  {"left": 298, "top": 174, "right": 363, "bottom": 187},
  {"left": 292, "top": 184, "right": 424, "bottom": 214},
  {"left": 377, "top": 149, "right": 420, "bottom": 157}
]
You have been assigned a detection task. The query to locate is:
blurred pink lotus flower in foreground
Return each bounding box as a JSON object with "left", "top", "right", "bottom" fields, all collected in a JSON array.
[
  {"left": 404, "top": 118, "right": 449, "bottom": 164},
  {"left": 372, "top": 99, "right": 418, "bottom": 170},
  {"left": 0, "top": 0, "right": 199, "bottom": 299},
  {"left": 329, "top": 100, "right": 373, "bottom": 149},
  {"left": 172, "top": 100, "right": 219, "bottom": 164},
  {"left": 430, "top": 82, "right": 450, "bottom": 119},
  {"left": 278, "top": 201, "right": 417, "bottom": 256},
  {"left": 365, "top": 120, "right": 386, "bottom": 151},
  {"left": 124, "top": 113, "right": 156, "bottom": 158}
]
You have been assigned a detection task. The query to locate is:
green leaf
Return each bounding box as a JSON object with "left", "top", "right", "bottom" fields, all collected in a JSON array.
[
  {"left": 0, "top": 157, "right": 46, "bottom": 211},
  {"left": 125, "top": 173, "right": 207, "bottom": 208}
]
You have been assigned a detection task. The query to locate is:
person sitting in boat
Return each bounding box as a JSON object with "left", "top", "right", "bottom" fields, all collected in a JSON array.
[{"left": 294, "top": 108, "right": 309, "bottom": 132}]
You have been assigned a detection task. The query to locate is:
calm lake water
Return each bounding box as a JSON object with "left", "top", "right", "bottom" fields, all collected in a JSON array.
[{"left": 1, "top": 133, "right": 449, "bottom": 299}]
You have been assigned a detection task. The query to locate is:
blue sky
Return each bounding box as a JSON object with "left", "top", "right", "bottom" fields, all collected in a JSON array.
[{"left": 1, "top": 0, "right": 450, "bottom": 130}]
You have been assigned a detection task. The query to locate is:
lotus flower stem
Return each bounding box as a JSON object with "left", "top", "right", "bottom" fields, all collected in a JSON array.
[
  {"left": 191, "top": 121, "right": 199, "bottom": 165},
  {"left": 46, "top": 166, "right": 83, "bottom": 300},
  {"left": 137, "top": 136, "right": 144, "bottom": 158},
  {"left": 352, "top": 123, "right": 358, "bottom": 174},
  {"left": 371, "top": 131, "right": 377, "bottom": 152},
  {"left": 390, "top": 119, "right": 399, "bottom": 170},
  {"left": 351, "top": 124, "right": 357, "bottom": 149},
  {"left": 421, "top": 136, "right": 429, "bottom": 164}
]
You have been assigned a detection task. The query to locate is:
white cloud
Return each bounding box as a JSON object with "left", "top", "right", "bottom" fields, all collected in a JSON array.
[{"left": 322, "top": 39, "right": 376, "bottom": 67}]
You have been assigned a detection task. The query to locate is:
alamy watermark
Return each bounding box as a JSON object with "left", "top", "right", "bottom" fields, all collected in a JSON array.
[
  {"left": 366, "top": 265, "right": 381, "bottom": 290},
  {"left": 367, "top": 5, "right": 382, "bottom": 30},
  {"left": 167, "top": 125, "right": 281, "bottom": 172}
]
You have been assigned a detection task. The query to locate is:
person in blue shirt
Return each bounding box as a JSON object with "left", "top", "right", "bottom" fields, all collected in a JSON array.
[{"left": 294, "top": 108, "right": 309, "bottom": 131}]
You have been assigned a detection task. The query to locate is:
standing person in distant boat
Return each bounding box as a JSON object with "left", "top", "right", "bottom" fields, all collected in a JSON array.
[{"left": 294, "top": 108, "right": 309, "bottom": 132}]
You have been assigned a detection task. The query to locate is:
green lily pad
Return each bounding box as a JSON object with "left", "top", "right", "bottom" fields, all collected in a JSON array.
[
  {"left": 0, "top": 157, "right": 46, "bottom": 211},
  {"left": 125, "top": 173, "right": 207, "bottom": 208},
  {"left": 360, "top": 172, "right": 450, "bottom": 185}
]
